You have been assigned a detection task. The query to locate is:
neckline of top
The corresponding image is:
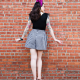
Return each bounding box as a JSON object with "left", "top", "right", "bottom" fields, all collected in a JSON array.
[
  {"left": 41, "top": 13, "right": 45, "bottom": 16},
  {"left": 37, "top": 13, "right": 45, "bottom": 20}
]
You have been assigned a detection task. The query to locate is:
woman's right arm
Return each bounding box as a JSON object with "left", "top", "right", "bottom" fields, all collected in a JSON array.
[
  {"left": 46, "top": 15, "right": 57, "bottom": 41},
  {"left": 46, "top": 15, "right": 62, "bottom": 44}
]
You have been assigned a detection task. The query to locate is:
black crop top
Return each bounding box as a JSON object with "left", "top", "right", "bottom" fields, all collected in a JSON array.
[{"left": 30, "top": 13, "right": 49, "bottom": 30}]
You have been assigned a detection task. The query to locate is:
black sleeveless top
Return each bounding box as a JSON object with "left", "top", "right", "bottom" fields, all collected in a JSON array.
[{"left": 30, "top": 13, "right": 49, "bottom": 30}]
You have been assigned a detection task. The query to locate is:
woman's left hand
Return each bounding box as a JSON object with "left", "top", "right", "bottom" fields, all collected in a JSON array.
[{"left": 15, "top": 38, "right": 21, "bottom": 42}]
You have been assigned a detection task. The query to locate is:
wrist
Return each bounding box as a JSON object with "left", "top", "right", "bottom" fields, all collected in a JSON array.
[
  {"left": 54, "top": 38, "right": 57, "bottom": 41},
  {"left": 20, "top": 37, "right": 23, "bottom": 41}
]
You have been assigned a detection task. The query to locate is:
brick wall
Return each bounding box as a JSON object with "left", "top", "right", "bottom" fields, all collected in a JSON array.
[{"left": 0, "top": 0, "right": 80, "bottom": 80}]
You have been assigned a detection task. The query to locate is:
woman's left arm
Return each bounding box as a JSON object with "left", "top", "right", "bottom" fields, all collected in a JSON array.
[{"left": 21, "top": 16, "right": 32, "bottom": 39}]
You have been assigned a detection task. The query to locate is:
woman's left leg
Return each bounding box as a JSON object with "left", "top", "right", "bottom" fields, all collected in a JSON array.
[{"left": 30, "top": 49, "right": 37, "bottom": 80}]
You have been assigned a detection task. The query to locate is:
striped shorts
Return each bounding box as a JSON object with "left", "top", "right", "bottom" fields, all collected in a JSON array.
[{"left": 25, "top": 29, "right": 47, "bottom": 50}]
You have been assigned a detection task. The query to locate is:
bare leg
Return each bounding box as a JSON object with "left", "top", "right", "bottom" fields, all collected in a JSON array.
[
  {"left": 36, "top": 50, "right": 43, "bottom": 79},
  {"left": 30, "top": 49, "right": 37, "bottom": 80}
]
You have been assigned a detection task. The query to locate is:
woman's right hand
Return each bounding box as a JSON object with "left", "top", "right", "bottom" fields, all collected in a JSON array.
[
  {"left": 15, "top": 38, "right": 21, "bottom": 42},
  {"left": 55, "top": 39, "right": 63, "bottom": 44}
]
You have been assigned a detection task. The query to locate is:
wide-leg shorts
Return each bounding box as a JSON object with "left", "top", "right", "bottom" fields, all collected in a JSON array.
[{"left": 25, "top": 29, "right": 47, "bottom": 50}]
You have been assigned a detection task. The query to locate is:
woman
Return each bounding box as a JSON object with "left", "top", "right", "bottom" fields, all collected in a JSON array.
[{"left": 15, "top": 1, "right": 62, "bottom": 80}]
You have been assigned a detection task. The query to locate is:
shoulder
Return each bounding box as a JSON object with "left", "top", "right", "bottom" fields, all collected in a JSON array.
[
  {"left": 45, "top": 13, "right": 50, "bottom": 16},
  {"left": 44, "top": 13, "right": 50, "bottom": 18},
  {"left": 44, "top": 13, "right": 50, "bottom": 20}
]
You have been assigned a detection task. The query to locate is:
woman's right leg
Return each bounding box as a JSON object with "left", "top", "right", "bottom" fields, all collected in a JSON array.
[{"left": 36, "top": 50, "right": 43, "bottom": 79}]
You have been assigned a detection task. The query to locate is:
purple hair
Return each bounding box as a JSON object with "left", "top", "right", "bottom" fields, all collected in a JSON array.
[{"left": 36, "top": 0, "right": 43, "bottom": 7}]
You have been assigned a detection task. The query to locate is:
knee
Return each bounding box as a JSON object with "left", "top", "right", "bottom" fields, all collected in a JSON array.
[
  {"left": 31, "top": 55, "right": 37, "bottom": 60},
  {"left": 37, "top": 57, "right": 42, "bottom": 61}
]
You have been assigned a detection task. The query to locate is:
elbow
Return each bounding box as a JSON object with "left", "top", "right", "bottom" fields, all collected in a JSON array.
[{"left": 48, "top": 27, "right": 52, "bottom": 32}]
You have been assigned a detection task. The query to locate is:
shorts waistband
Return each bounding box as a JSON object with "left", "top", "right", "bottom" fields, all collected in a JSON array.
[{"left": 32, "top": 29, "right": 45, "bottom": 31}]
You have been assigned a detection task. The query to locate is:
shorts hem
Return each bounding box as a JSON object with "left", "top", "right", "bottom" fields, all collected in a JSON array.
[{"left": 25, "top": 46, "right": 47, "bottom": 50}]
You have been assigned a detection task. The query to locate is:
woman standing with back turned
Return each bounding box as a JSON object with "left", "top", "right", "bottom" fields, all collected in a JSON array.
[{"left": 15, "top": 0, "right": 62, "bottom": 80}]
